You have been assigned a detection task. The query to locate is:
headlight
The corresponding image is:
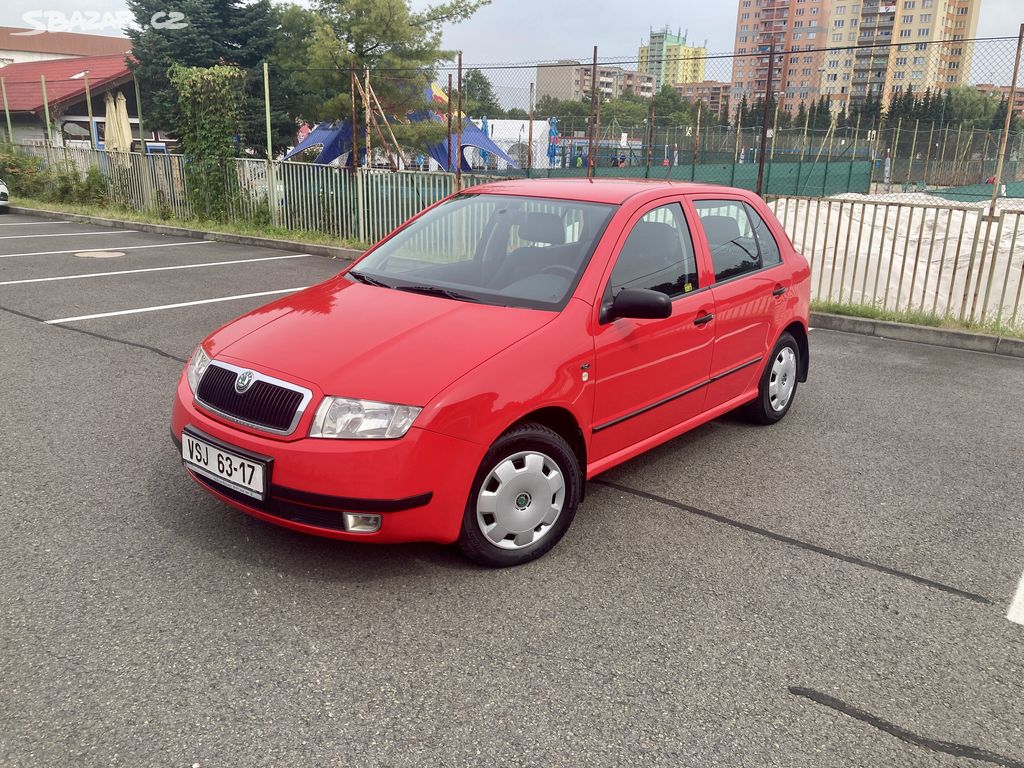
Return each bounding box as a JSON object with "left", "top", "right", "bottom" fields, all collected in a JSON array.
[
  {"left": 186, "top": 345, "right": 212, "bottom": 394},
  {"left": 310, "top": 397, "right": 422, "bottom": 439}
]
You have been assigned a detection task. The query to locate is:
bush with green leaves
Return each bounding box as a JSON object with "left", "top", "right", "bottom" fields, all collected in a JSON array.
[
  {"left": 0, "top": 147, "right": 54, "bottom": 198},
  {"left": 168, "top": 64, "right": 247, "bottom": 221}
]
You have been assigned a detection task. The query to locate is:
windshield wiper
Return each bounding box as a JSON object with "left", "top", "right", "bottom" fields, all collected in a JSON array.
[
  {"left": 346, "top": 270, "right": 391, "bottom": 288},
  {"left": 393, "top": 284, "right": 482, "bottom": 303}
]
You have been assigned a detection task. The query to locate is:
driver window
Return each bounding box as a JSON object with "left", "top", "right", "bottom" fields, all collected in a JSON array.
[
  {"left": 609, "top": 203, "right": 698, "bottom": 297},
  {"left": 693, "top": 200, "right": 762, "bottom": 282}
]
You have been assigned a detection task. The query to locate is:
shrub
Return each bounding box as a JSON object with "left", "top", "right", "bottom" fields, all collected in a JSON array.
[{"left": 0, "top": 147, "right": 54, "bottom": 198}]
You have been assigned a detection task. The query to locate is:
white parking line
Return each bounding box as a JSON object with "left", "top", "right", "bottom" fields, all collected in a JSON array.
[
  {"left": 0, "top": 241, "right": 214, "bottom": 259},
  {"left": 1008, "top": 572, "right": 1024, "bottom": 626},
  {"left": 0, "top": 221, "right": 74, "bottom": 227},
  {"left": 0, "top": 254, "right": 311, "bottom": 286},
  {"left": 45, "top": 287, "right": 308, "bottom": 325},
  {"left": 0, "top": 230, "right": 132, "bottom": 240}
]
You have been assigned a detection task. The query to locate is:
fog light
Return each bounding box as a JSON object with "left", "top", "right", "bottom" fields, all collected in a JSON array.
[{"left": 344, "top": 513, "right": 381, "bottom": 533}]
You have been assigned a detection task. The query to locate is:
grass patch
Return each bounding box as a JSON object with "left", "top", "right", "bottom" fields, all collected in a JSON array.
[
  {"left": 812, "top": 300, "right": 1024, "bottom": 340},
  {"left": 11, "top": 197, "right": 369, "bottom": 252}
]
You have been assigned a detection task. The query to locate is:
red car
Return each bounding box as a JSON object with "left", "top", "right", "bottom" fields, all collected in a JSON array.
[{"left": 172, "top": 179, "right": 810, "bottom": 566}]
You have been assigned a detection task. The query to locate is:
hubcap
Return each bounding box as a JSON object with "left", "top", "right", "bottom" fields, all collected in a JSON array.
[
  {"left": 768, "top": 346, "right": 797, "bottom": 412},
  {"left": 476, "top": 450, "right": 565, "bottom": 550}
]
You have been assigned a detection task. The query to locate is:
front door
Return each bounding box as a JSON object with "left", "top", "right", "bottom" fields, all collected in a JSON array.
[
  {"left": 689, "top": 197, "right": 787, "bottom": 410},
  {"left": 591, "top": 200, "right": 716, "bottom": 463}
]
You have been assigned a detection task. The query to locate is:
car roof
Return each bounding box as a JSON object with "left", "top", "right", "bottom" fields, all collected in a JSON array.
[{"left": 460, "top": 178, "right": 749, "bottom": 206}]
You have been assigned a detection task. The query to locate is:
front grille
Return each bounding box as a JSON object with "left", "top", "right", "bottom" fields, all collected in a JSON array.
[
  {"left": 0, "top": 192, "right": 8, "bottom": 201},
  {"left": 196, "top": 364, "right": 305, "bottom": 433}
]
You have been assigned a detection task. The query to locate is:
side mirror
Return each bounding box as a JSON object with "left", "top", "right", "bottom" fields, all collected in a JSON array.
[{"left": 605, "top": 288, "right": 672, "bottom": 322}]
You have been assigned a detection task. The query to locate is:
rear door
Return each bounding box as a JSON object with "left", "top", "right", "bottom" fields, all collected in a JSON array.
[
  {"left": 591, "top": 199, "right": 716, "bottom": 462},
  {"left": 688, "top": 195, "right": 788, "bottom": 411}
]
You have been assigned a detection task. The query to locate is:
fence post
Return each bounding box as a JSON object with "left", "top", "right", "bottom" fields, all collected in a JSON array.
[
  {"left": 1, "top": 77, "right": 11, "bottom": 144},
  {"left": 755, "top": 38, "right": 775, "bottom": 198},
  {"left": 446, "top": 73, "right": 453, "bottom": 171},
  {"left": 989, "top": 22, "right": 1024, "bottom": 217},
  {"left": 692, "top": 99, "right": 700, "bottom": 171},
  {"left": 587, "top": 46, "right": 598, "bottom": 180},
  {"left": 456, "top": 51, "right": 463, "bottom": 189},
  {"left": 356, "top": 167, "right": 366, "bottom": 244},
  {"left": 646, "top": 100, "right": 655, "bottom": 178},
  {"left": 905, "top": 118, "right": 919, "bottom": 185},
  {"left": 40, "top": 75, "right": 53, "bottom": 145},
  {"left": 527, "top": 82, "right": 534, "bottom": 176},
  {"left": 799, "top": 107, "right": 809, "bottom": 162},
  {"left": 83, "top": 73, "right": 96, "bottom": 150}
]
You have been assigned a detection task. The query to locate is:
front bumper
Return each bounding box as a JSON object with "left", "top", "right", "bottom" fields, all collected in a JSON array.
[{"left": 171, "top": 373, "right": 483, "bottom": 544}]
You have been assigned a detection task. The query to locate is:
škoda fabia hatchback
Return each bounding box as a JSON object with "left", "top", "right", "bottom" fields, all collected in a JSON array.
[{"left": 173, "top": 179, "right": 810, "bottom": 566}]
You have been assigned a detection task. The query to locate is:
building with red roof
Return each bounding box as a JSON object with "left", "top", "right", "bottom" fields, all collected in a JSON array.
[{"left": 0, "top": 53, "right": 143, "bottom": 146}]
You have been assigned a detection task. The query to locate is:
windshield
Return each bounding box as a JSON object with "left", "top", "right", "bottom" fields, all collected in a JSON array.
[{"left": 348, "top": 194, "right": 617, "bottom": 310}]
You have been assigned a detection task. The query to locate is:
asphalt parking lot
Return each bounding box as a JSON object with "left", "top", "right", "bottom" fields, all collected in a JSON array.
[{"left": 1, "top": 210, "right": 1022, "bottom": 768}]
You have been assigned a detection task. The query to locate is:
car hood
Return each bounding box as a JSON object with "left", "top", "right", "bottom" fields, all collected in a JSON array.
[{"left": 209, "top": 277, "right": 557, "bottom": 405}]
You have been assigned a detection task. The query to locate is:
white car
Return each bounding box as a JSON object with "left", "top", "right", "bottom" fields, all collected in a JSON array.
[{"left": 0, "top": 177, "right": 8, "bottom": 212}]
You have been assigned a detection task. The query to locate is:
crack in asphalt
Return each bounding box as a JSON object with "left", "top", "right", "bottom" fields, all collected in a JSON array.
[
  {"left": 789, "top": 687, "right": 1024, "bottom": 768},
  {"left": 594, "top": 480, "right": 993, "bottom": 605},
  {"left": 0, "top": 303, "right": 187, "bottom": 363}
]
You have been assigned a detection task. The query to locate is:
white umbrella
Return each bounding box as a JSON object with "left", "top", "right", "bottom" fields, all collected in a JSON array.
[
  {"left": 115, "top": 91, "right": 134, "bottom": 152},
  {"left": 103, "top": 92, "right": 127, "bottom": 151}
]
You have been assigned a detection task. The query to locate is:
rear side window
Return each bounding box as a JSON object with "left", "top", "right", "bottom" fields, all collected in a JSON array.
[
  {"left": 610, "top": 203, "right": 699, "bottom": 297},
  {"left": 693, "top": 200, "right": 761, "bottom": 281},
  {"left": 745, "top": 203, "right": 782, "bottom": 266}
]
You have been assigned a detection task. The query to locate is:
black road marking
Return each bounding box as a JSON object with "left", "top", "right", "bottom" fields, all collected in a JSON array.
[
  {"left": 789, "top": 687, "right": 1024, "bottom": 768},
  {"left": 595, "top": 480, "right": 992, "bottom": 605},
  {"left": 0, "top": 304, "right": 186, "bottom": 363}
]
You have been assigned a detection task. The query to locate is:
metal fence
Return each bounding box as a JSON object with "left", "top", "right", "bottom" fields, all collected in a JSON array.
[
  {"left": 769, "top": 196, "right": 1024, "bottom": 326},
  {"left": 12, "top": 143, "right": 1024, "bottom": 328}
]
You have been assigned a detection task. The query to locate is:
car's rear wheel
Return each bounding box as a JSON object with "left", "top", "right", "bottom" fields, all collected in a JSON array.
[
  {"left": 745, "top": 332, "right": 800, "bottom": 424},
  {"left": 457, "top": 422, "right": 581, "bottom": 567}
]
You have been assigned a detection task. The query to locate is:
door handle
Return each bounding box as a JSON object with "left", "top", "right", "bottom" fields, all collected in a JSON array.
[
  {"left": 772, "top": 285, "right": 787, "bottom": 297},
  {"left": 694, "top": 312, "right": 714, "bottom": 327}
]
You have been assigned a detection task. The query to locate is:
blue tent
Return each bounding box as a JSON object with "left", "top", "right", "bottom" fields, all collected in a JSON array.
[
  {"left": 421, "top": 114, "right": 517, "bottom": 172},
  {"left": 282, "top": 121, "right": 352, "bottom": 165},
  {"left": 282, "top": 110, "right": 518, "bottom": 171}
]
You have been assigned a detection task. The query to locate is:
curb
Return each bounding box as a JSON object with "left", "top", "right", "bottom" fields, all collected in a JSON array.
[
  {"left": 810, "top": 311, "right": 1024, "bottom": 360},
  {"left": 8, "top": 205, "right": 364, "bottom": 261}
]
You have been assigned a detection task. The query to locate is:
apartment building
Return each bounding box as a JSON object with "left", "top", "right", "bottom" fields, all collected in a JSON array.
[
  {"left": 638, "top": 28, "right": 707, "bottom": 90},
  {"left": 820, "top": 0, "right": 980, "bottom": 111},
  {"left": 731, "top": 0, "right": 831, "bottom": 115},
  {"left": 977, "top": 83, "right": 1024, "bottom": 117},
  {"left": 535, "top": 61, "right": 655, "bottom": 102},
  {"left": 674, "top": 80, "right": 732, "bottom": 119}
]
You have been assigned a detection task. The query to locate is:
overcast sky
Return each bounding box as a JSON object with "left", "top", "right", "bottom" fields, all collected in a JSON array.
[{"left": 0, "top": 0, "right": 1019, "bottom": 69}]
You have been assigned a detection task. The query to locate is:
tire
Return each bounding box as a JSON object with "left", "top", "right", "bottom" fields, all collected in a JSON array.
[
  {"left": 745, "top": 331, "right": 800, "bottom": 425},
  {"left": 457, "top": 421, "right": 582, "bottom": 567}
]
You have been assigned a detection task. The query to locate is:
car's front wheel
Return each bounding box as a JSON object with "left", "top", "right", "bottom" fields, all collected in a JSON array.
[
  {"left": 457, "top": 422, "right": 582, "bottom": 567},
  {"left": 745, "top": 331, "right": 800, "bottom": 424}
]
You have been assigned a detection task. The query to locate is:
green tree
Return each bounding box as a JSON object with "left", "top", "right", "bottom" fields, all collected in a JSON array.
[
  {"left": 168, "top": 64, "right": 247, "bottom": 218},
  {"left": 535, "top": 95, "right": 590, "bottom": 119},
  {"left": 463, "top": 69, "right": 502, "bottom": 117},
  {"left": 127, "top": 0, "right": 291, "bottom": 155},
  {"left": 946, "top": 85, "right": 1001, "bottom": 131},
  {"left": 304, "top": 0, "right": 486, "bottom": 120}
]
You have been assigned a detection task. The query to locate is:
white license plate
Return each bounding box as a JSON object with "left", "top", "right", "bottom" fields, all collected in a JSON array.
[{"left": 182, "top": 431, "right": 266, "bottom": 500}]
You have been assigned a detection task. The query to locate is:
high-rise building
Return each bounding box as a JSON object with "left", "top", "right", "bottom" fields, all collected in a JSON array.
[
  {"left": 730, "top": 0, "right": 831, "bottom": 116},
  {"left": 820, "top": 0, "right": 980, "bottom": 112},
  {"left": 638, "top": 28, "right": 707, "bottom": 90}
]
